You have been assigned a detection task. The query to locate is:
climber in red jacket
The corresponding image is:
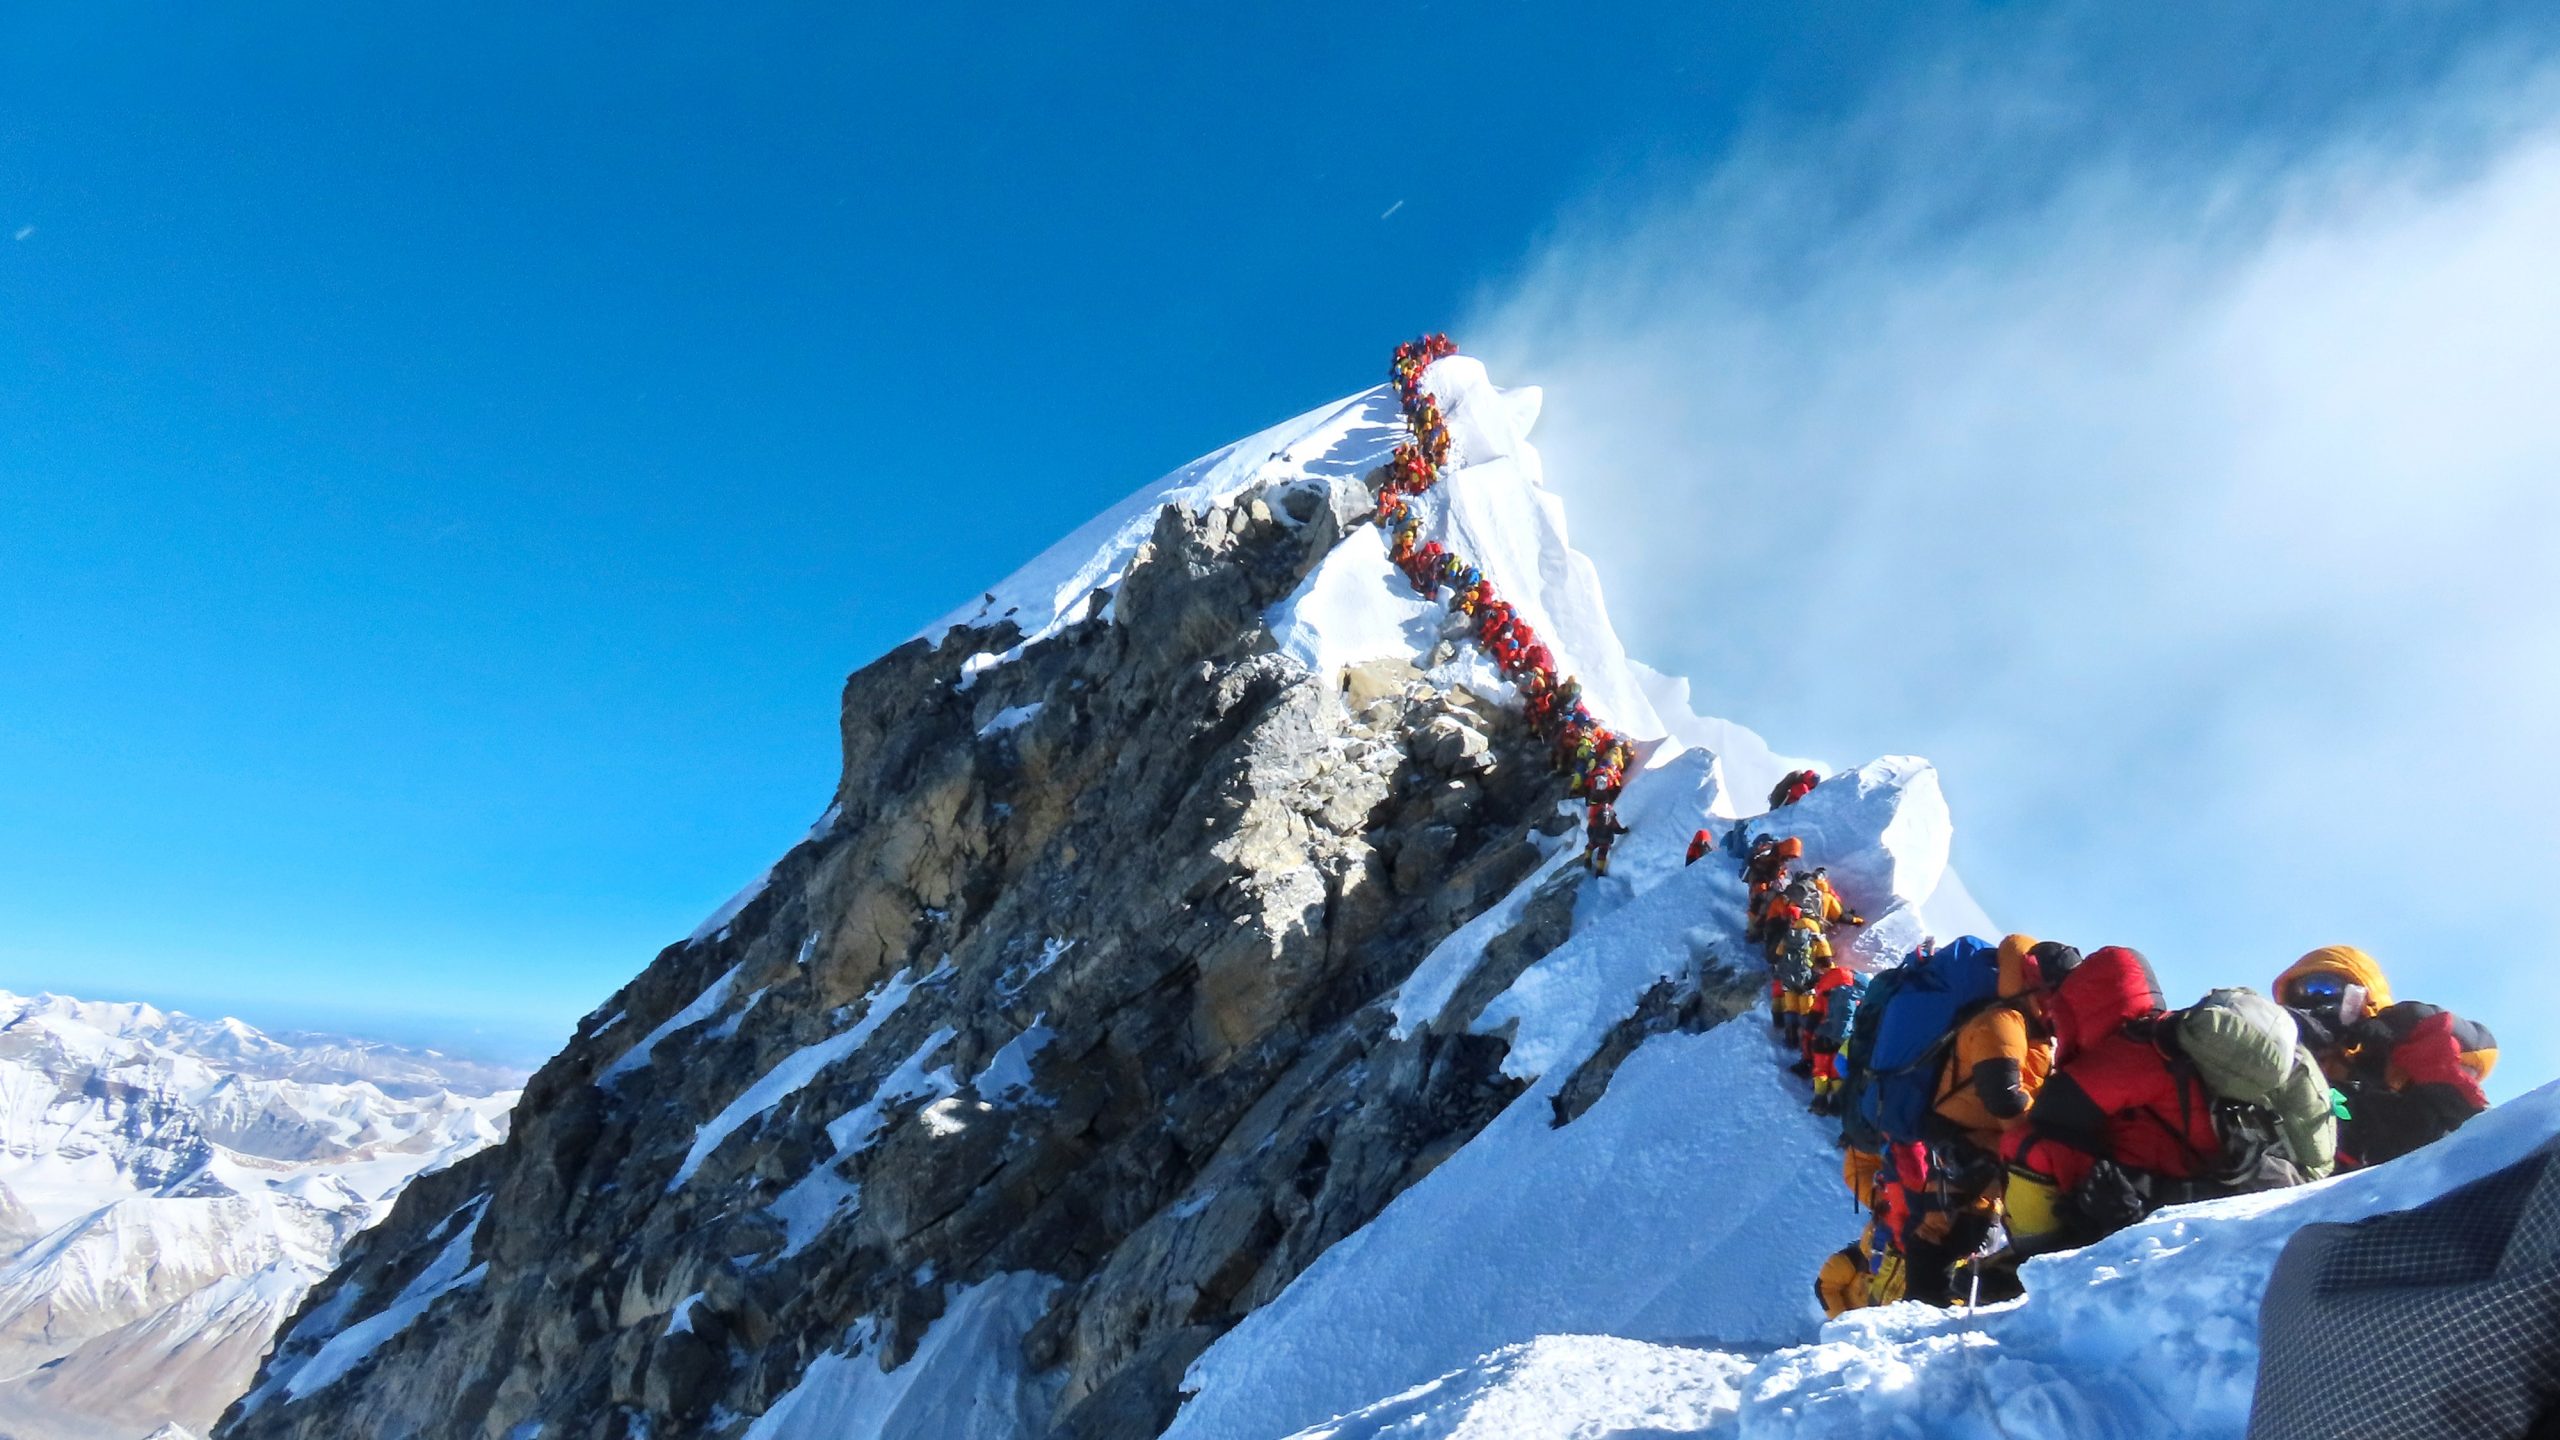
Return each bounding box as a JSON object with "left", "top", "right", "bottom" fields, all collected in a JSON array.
[
  {"left": 2332, "top": 1002, "right": 2497, "bottom": 1168},
  {"left": 2000, "top": 946, "right": 2222, "bottom": 1255},
  {"left": 1768, "top": 769, "right": 1819, "bottom": 809}
]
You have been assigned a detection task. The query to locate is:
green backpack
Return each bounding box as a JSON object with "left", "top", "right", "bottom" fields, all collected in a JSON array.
[{"left": 2173, "top": 986, "right": 2338, "bottom": 1182}]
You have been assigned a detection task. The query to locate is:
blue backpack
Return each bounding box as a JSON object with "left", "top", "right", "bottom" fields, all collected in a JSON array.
[
  {"left": 1855, "top": 936, "right": 2003, "bottom": 1147},
  {"left": 1814, "top": 971, "right": 1868, "bottom": 1051},
  {"left": 1836, "top": 964, "right": 1911, "bottom": 1153}
]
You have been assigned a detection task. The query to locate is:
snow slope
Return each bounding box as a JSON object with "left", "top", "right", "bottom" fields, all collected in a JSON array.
[
  {"left": 1147, "top": 353, "right": 2554, "bottom": 1438},
  {"left": 0, "top": 990, "right": 518, "bottom": 1440},
  {"left": 1269, "top": 1081, "right": 2560, "bottom": 1440},
  {"left": 1164, "top": 750, "right": 1963, "bottom": 1440},
  {"left": 891, "top": 350, "right": 2551, "bottom": 1440},
  {"left": 732, "top": 351, "right": 2001, "bottom": 1439}
]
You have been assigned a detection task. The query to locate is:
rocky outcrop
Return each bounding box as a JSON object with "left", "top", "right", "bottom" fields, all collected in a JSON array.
[{"left": 217, "top": 475, "right": 1582, "bottom": 1440}]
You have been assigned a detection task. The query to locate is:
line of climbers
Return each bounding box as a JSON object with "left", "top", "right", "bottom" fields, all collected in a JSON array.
[
  {"left": 1366, "top": 335, "right": 2503, "bottom": 1326},
  {"left": 1684, "top": 828, "right": 2502, "bottom": 1317},
  {"left": 1373, "top": 335, "right": 1636, "bottom": 873}
]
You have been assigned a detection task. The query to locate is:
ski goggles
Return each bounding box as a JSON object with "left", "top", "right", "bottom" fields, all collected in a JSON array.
[{"left": 2284, "top": 974, "right": 2348, "bottom": 1006}]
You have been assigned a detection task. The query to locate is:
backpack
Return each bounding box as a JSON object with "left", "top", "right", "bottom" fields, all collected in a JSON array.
[
  {"left": 1780, "top": 871, "right": 1828, "bottom": 922},
  {"left": 2171, "top": 986, "right": 2339, "bottom": 1184},
  {"left": 1772, "top": 922, "right": 1823, "bottom": 992},
  {"left": 1815, "top": 971, "right": 1868, "bottom": 1051},
  {"left": 1855, "top": 936, "right": 2003, "bottom": 1147},
  {"left": 1836, "top": 959, "right": 1915, "bottom": 1153}
]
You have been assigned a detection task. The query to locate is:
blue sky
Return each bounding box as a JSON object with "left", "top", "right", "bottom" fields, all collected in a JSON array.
[{"left": 6, "top": 4, "right": 2557, "bottom": 1087}]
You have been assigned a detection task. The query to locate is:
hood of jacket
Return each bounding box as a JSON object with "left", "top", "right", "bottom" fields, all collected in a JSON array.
[
  {"left": 2048, "top": 945, "right": 2165, "bottom": 1058},
  {"left": 2278, "top": 945, "right": 2394, "bottom": 1014}
]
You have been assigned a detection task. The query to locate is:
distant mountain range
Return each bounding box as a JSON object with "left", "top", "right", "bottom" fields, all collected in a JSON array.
[{"left": 0, "top": 988, "right": 521, "bottom": 1440}]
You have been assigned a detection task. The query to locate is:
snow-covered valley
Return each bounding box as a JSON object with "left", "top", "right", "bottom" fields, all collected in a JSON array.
[{"left": 0, "top": 990, "right": 519, "bottom": 1439}]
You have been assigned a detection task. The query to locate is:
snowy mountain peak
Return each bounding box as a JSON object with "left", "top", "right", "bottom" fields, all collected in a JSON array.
[
  {"left": 208, "top": 344, "right": 2549, "bottom": 1440},
  {"left": 0, "top": 987, "right": 520, "bottom": 1440}
]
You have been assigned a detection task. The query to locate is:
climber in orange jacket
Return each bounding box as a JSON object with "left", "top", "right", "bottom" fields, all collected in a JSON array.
[
  {"left": 1741, "top": 836, "right": 1801, "bottom": 942},
  {"left": 1932, "top": 936, "right": 2081, "bottom": 1155},
  {"left": 1686, "top": 829, "right": 1714, "bottom": 866},
  {"left": 1866, "top": 936, "right": 2082, "bottom": 1306}
]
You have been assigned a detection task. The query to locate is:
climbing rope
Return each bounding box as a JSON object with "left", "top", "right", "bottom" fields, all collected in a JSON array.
[{"left": 1371, "top": 336, "right": 1636, "bottom": 871}]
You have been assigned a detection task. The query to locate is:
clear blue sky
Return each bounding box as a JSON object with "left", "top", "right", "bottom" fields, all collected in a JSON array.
[{"left": 6, "top": 4, "right": 2554, "bottom": 1076}]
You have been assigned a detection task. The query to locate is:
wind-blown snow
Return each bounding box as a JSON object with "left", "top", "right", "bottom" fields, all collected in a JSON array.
[
  {"left": 599, "top": 962, "right": 746, "bottom": 1085},
  {"left": 669, "top": 965, "right": 930, "bottom": 1190},
  {"left": 1278, "top": 1335, "right": 1753, "bottom": 1440},
  {"left": 917, "top": 386, "right": 1404, "bottom": 653},
  {"left": 256, "top": 1200, "right": 489, "bottom": 1406},
  {"left": 487, "top": 350, "right": 2560, "bottom": 1438},
  {"left": 688, "top": 869, "right": 773, "bottom": 945},
  {"left": 976, "top": 703, "right": 1044, "bottom": 738},
  {"left": 1165, "top": 1018, "right": 1854, "bottom": 1440},
  {"left": 742, "top": 1272, "right": 1064, "bottom": 1440},
  {"left": 976, "top": 1019, "right": 1055, "bottom": 1105}
]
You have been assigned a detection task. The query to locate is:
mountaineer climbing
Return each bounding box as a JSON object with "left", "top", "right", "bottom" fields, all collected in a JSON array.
[
  {"left": 1805, "top": 959, "right": 1863, "bottom": 1115},
  {"left": 1845, "top": 934, "right": 2006, "bottom": 1305},
  {"left": 2275, "top": 944, "right": 2392, "bottom": 1053},
  {"left": 1768, "top": 768, "right": 1820, "bottom": 809},
  {"left": 2274, "top": 945, "right": 2494, "bottom": 1167},
  {"left": 1765, "top": 867, "right": 1851, "bottom": 1066},
  {"left": 2333, "top": 1001, "right": 2496, "bottom": 1167},
  {"left": 1816, "top": 1225, "right": 1882, "bottom": 1319},
  {"left": 1686, "top": 829, "right": 1713, "bottom": 866},
  {"left": 2000, "top": 949, "right": 2333, "bottom": 1262},
  {"left": 1901, "top": 936, "right": 2079, "bottom": 1304},
  {"left": 1741, "top": 835, "right": 1801, "bottom": 942},
  {"left": 1998, "top": 947, "right": 2218, "bottom": 1258},
  {"left": 1584, "top": 801, "right": 1630, "bottom": 877},
  {"left": 1933, "top": 937, "right": 2081, "bottom": 1153}
]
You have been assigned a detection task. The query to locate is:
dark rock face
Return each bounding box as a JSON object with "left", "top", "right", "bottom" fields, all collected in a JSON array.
[{"left": 216, "top": 479, "right": 1577, "bottom": 1440}]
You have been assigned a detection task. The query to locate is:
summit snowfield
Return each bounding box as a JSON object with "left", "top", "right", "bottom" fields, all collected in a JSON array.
[
  {"left": 0, "top": 990, "right": 520, "bottom": 1440},
  {"left": 213, "top": 351, "right": 2553, "bottom": 1440}
]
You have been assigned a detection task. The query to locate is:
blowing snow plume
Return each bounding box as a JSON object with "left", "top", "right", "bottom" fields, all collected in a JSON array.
[{"left": 1466, "top": 34, "right": 2560, "bottom": 1092}]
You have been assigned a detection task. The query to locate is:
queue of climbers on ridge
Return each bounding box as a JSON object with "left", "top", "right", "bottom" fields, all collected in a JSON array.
[
  {"left": 1376, "top": 335, "right": 1636, "bottom": 874},
  {"left": 1371, "top": 332, "right": 2505, "bottom": 1326},
  {"left": 1371, "top": 333, "right": 2504, "bottom": 1332},
  {"left": 1683, "top": 826, "right": 2503, "bottom": 1315}
]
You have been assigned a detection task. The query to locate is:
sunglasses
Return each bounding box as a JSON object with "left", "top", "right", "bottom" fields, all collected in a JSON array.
[{"left": 2287, "top": 975, "right": 2347, "bottom": 1004}]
